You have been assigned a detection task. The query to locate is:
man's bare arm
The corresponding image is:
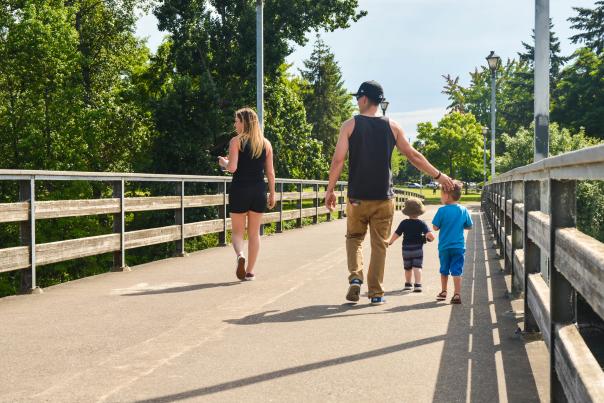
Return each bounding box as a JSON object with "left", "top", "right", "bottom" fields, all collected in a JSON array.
[{"left": 390, "top": 120, "right": 454, "bottom": 191}]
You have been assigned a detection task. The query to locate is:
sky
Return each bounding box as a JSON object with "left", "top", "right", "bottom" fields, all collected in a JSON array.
[{"left": 135, "top": 0, "right": 596, "bottom": 139}]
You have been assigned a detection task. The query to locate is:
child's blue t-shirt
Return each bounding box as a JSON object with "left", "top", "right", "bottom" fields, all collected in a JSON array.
[{"left": 432, "top": 204, "right": 473, "bottom": 251}]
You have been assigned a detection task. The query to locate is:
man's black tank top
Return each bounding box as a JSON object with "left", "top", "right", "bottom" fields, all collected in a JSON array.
[
  {"left": 348, "top": 115, "right": 396, "bottom": 200},
  {"left": 232, "top": 141, "right": 266, "bottom": 185}
]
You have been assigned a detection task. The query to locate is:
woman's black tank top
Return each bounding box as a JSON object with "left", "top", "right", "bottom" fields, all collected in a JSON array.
[{"left": 232, "top": 141, "right": 266, "bottom": 185}]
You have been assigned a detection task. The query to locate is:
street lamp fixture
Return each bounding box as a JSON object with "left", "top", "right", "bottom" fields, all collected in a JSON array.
[
  {"left": 486, "top": 51, "right": 501, "bottom": 72},
  {"left": 380, "top": 100, "right": 390, "bottom": 116}
]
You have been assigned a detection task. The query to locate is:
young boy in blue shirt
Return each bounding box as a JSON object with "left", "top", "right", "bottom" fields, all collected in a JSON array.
[{"left": 432, "top": 181, "right": 473, "bottom": 304}]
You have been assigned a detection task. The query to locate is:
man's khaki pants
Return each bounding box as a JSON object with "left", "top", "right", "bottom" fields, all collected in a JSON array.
[{"left": 346, "top": 199, "right": 395, "bottom": 298}]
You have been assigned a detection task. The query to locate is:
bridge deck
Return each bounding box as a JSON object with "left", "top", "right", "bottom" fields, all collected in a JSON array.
[{"left": 0, "top": 204, "right": 549, "bottom": 402}]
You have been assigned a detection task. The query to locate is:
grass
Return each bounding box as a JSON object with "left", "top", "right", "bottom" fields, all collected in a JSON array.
[{"left": 397, "top": 187, "right": 482, "bottom": 205}]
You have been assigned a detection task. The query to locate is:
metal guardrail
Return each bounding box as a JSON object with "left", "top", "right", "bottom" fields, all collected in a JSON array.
[
  {"left": 482, "top": 144, "right": 604, "bottom": 403},
  {"left": 0, "top": 170, "right": 351, "bottom": 293}
]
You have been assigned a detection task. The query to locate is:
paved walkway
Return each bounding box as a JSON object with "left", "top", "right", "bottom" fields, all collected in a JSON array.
[{"left": 0, "top": 204, "right": 548, "bottom": 402}]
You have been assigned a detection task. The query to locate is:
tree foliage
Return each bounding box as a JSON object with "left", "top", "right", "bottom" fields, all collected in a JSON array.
[
  {"left": 416, "top": 112, "right": 483, "bottom": 181},
  {"left": 299, "top": 35, "right": 354, "bottom": 160},
  {"left": 569, "top": 0, "right": 604, "bottom": 55}
]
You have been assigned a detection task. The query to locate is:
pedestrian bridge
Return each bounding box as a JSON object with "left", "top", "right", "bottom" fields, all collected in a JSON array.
[{"left": 1, "top": 145, "right": 603, "bottom": 402}]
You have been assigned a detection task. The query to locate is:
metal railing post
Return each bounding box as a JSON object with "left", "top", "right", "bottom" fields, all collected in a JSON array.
[
  {"left": 549, "top": 179, "right": 576, "bottom": 402},
  {"left": 325, "top": 184, "right": 332, "bottom": 222},
  {"left": 18, "top": 179, "right": 41, "bottom": 293},
  {"left": 313, "top": 183, "right": 319, "bottom": 224},
  {"left": 276, "top": 182, "right": 283, "bottom": 233},
  {"left": 338, "top": 184, "right": 344, "bottom": 219},
  {"left": 523, "top": 180, "right": 541, "bottom": 333},
  {"left": 296, "top": 183, "right": 302, "bottom": 228},
  {"left": 219, "top": 181, "right": 227, "bottom": 245},
  {"left": 174, "top": 181, "right": 186, "bottom": 256},
  {"left": 112, "top": 180, "right": 129, "bottom": 271}
]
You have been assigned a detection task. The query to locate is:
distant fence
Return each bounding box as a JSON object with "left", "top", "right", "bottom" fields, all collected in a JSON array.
[
  {"left": 482, "top": 144, "right": 604, "bottom": 403},
  {"left": 0, "top": 170, "right": 423, "bottom": 294},
  {"left": 394, "top": 188, "right": 425, "bottom": 210}
]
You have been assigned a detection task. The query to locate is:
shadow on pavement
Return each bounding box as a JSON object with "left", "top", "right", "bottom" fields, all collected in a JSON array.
[
  {"left": 432, "top": 212, "right": 541, "bottom": 402},
  {"left": 121, "top": 282, "right": 241, "bottom": 296},
  {"left": 135, "top": 334, "right": 447, "bottom": 403},
  {"left": 224, "top": 300, "right": 446, "bottom": 325}
]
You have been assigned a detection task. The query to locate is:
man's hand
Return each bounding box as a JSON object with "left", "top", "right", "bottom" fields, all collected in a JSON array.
[
  {"left": 437, "top": 172, "right": 454, "bottom": 192},
  {"left": 325, "top": 189, "right": 337, "bottom": 211},
  {"left": 268, "top": 192, "right": 276, "bottom": 210}
]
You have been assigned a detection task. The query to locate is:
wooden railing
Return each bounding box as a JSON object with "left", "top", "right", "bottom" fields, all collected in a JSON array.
[
  {"left": 0, "top": 170, "right": 351, "bottom": 293},
  {"left": 394, "top": 188, "right": 425, "bottom": 210},
  {"left": 482, "top": 144, "right": 604, "bottom": 403}
]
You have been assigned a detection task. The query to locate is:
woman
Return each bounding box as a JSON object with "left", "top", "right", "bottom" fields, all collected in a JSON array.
[{"left": 218, "top": 108, "right": 276, "bottom": 281}]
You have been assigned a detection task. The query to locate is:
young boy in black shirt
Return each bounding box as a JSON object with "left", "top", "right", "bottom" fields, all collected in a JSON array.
[{"left": 388, "top": 197, "right": 434, "bottom": 292}]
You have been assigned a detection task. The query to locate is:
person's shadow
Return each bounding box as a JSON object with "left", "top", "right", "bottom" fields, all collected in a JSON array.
[{"left": 225, "top": 301, "right": 445, "bottom": 325}]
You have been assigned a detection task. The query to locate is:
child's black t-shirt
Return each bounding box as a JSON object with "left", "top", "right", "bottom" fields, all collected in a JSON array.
[{"left": 395, "top": 219, "right": 430, "bottom": 246}]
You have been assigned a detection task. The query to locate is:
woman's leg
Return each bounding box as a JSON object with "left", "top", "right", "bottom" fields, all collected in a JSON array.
[
  {"left": 246, "top": 212, "right": 263, "bottom": 273},
  {"left": 230, "top": 213, "right": 247, "bottom": 257}
]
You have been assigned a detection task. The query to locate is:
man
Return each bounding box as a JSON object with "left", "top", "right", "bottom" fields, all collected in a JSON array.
[{"left": 325, "top": 80, "right": 454, "bottom": 305}]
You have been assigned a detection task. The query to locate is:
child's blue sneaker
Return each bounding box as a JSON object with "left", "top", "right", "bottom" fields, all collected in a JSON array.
[
  {"left": 346, "top": 279, "right": 362, "bottom": 302},
  {"left": 370, "top": 296, "right": 386, "bottom": 305}
]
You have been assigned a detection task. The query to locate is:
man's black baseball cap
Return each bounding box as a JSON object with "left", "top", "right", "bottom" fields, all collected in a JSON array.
[{"left": 351, "top": 80, "right": 385, "bottom": 103}]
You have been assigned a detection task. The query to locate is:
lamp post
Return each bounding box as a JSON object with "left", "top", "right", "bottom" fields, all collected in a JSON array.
[
  {"left": 380, "top": 100, "right": 390, "bottom": 116},
  {"left": 482, "top": 126, "right": 488, "bottom": 186},
  {"left": 256, "top": 0, "right": 264, "bottom": 129},
  {"left": 486, "top": 51, "right": 500, "bottom": 178}
]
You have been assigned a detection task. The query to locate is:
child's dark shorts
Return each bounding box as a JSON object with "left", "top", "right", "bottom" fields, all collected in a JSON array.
[{"left": 402, "top": 244, "right": 424, "bottom": 270}]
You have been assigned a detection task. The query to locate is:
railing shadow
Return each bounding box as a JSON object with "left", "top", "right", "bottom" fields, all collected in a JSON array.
[
  {"left": 135, "top": 334, "right": 447, "bottom": 403},
  {"left": 432, "top": 212, "right": 541, "bottom": 402},
  {"left": 224, "top": 300, "right": 446, "bottom": 325}
]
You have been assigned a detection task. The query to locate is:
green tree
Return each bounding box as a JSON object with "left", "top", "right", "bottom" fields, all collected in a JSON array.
[
  {"left": 569, "top": 1, "right": 604, "bottom": 55},
  {"left": 497, "top": 123, "right": 603, "bottom": 243},
  {"left": 265, "top": 67, "right": 329, "bottom": 179},
  {"left": 299, "top": 35, "right": 354, "bottom": 159},
  {"left": 552, "top": 49, "right": 604, "bottom": 139},
  {"left": 416, "top": 112, "right": 483, "bottom": 181},
  {"left": 496, "top": 122, "right": 601, "bottom": 173},
  {"left": 149, "top": 0, "right": 365, "bottom": 176}
]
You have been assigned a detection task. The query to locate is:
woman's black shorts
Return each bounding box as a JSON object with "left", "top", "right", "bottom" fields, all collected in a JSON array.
[{"left": 229, "top": 182, "right": 266, "bottom": 214}]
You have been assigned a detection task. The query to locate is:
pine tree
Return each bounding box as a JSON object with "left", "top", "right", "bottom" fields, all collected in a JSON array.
[
  {"left": 299, "top": 35, "right": 354, "bottom": 159},
  {"left": 518, "top": 21, "right": 570, "bottom": 82},
  {"left": 569, "top": 1, "right": 604, "bottom": 55}
]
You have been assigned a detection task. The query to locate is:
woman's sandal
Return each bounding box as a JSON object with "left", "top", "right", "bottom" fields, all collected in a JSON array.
[
  {"left": 450, "top": 294, "right": 462, "bottom": 304},
  {"left": 236, "top": 255, "right": 246, "bottom": 280},
  {"left": 436, "top": 290, "right": 447, "bottom": 301}
]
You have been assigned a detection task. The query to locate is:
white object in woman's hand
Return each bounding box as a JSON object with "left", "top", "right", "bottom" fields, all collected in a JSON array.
[{"left": 218, "top": 156, "right": 228, "bottom": 169}]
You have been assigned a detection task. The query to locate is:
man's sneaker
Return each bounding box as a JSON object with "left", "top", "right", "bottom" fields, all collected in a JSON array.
[
  {"left": 370, "top": 296, "right": 386, "bottom": 305},
  {"left": 413, "top": 283, "right": 422, "bottom": 292},
  {"left": 244, "top": 272, "right": 255, "bottom": 281},
  {"left": 403, "top": 282, "right": 413, "bottom": 291},
  {"left": 346, "top": 279, "right": 362, "bottom": 302}
]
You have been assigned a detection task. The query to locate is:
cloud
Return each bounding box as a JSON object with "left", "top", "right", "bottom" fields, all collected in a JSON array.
[{"left": 388, "top": 107, "right": 447, "bottom": 141}]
